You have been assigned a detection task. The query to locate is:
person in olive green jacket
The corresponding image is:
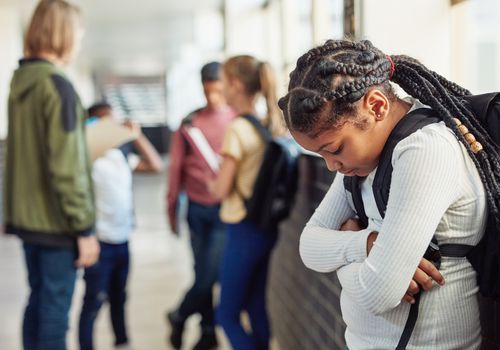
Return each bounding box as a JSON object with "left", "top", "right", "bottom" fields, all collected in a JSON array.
[{"left": 3, "top": 1, "right": 99, "bottom": 349}]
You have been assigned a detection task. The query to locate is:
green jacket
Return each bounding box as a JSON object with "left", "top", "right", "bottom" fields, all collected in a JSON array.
[{"left": 4, "top": 58, "right": 95, "bottom": 247}]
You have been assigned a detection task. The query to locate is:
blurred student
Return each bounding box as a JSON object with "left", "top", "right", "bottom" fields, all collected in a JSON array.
[
  {"left": 166, "top": 62, "right": 234, "bottom": 350},
  {"left": 208, "top": 56, "right": 285, "bottom": 350},
  {"left": 79, "top": 103, "right": 162, "bottom": 350},
  {"left": 3, "top": 1, "right": 98, "bottom": 349}
]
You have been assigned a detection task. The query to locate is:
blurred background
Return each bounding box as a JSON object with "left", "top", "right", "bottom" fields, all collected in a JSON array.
[
  {"left": 1, "top": 0, "right": 500, "bottom": 349},
  {"left": 1, "top": 0, "right": 498, "bottom": 143}
]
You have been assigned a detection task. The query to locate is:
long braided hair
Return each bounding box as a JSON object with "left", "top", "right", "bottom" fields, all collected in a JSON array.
[{"left": 278, "top": 39, "right": 500, "bottom": 224}]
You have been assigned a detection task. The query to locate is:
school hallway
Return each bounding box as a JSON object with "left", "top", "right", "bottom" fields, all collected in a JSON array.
[{"left": 0, "top": 169, "right": 232, "bottom": 350}]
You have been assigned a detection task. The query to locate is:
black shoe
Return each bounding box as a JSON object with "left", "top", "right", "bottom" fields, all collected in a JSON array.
[
  {"left": 193, "top": 333, "right": 218, "bottom": 350},
  {"left": 167, "top": 311, "right": 184, "bottom": 349}
]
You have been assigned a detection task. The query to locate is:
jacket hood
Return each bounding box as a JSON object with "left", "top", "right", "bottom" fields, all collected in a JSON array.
[{"left": 9, "top": 59, "right": 57, "bottom": 100}]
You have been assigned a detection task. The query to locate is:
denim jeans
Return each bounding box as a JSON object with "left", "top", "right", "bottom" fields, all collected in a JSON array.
[
  {"left": 22, "top": 242, "right": 77, "bottom": 350},
  {"left": 217, "top": 220, "right": 277, "bottom": 350},
  {"left": 176, "top": 201, "right": 226, "bottom": 334},
  {"left": 79, "top": 241, "right": 130, "bottom": 350}
]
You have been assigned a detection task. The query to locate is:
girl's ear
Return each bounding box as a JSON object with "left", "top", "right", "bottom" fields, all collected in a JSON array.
[{"left": 363, "top": 89, "right": 389, "bottom": 121}]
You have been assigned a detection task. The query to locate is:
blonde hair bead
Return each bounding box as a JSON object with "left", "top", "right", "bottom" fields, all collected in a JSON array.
[
  {"left": 458, "top": 124, "right": 469, "bottom": 135},
  {"left": 464, "top": 133, "right": 476, "bottom": 144},
  {"left": 471, "top": 141, "right": 483, "bottom": 153}
]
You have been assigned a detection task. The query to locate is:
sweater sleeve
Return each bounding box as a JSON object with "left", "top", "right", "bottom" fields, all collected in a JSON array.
[
  {"left": 45, "top": 75, "right": 95, "bottom": 236},
  {"left": 336, "top": 127, "right": 462, "bottom": 315},
  {"left": 299, "top": 171, "right": 373, "bottom": 273}
]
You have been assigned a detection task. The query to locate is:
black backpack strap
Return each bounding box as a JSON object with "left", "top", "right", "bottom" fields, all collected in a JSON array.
[
  {"left": 343, "top": 176, "right": 368, "bottom": 229},
  {"left": 343, "top": 108, "right": 439, "bottom": 222},
  {"left": 343, "top": 108, "right": 440, "bottom": 349},
  {"left": 372, "top": 108, "right": 440, "bottom": 218},
  {"left": 241, "top": 114, "right": 273, "bottom": 142},
  {"left": 235, "top": 114, "right": 272, "bottom": 203},
  {"left": 396, "top": 293, "right": 421, "bottom": 350}
]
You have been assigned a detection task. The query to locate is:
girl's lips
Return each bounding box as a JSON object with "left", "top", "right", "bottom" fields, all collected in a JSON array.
[{"left": 341, "top": 169, "right": 356, "bottom": 176}]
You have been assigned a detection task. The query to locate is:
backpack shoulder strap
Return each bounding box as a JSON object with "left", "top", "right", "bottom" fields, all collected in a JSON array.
[
  {"left": 241, "top": 114, "right": 273, "bottom": 142},
  {"left": 343, "top": 176, "right": 369, "bottom": 229},
  {"left": 372, "top": 108, "right": 440, "bottom": 218},
  {"left": 343, "top": 108, "right": 440, "bottom": 221}
]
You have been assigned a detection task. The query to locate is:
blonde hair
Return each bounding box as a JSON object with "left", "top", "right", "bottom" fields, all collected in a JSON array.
[
  {"left": 24, "top": 0, "right": 82, "bottom": 61},
  {"left": 224, "top": 55, "right": 286, "bottom": 136}
]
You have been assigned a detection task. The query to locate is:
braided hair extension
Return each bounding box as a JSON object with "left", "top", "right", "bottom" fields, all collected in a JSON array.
[{"left": 278, "top": 39, "right": 500, "bottom": 224}]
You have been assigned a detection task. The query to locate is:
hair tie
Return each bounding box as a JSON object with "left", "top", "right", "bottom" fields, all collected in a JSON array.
[{"left": 386, "top": 55, "right": 395, "bottom": 78}]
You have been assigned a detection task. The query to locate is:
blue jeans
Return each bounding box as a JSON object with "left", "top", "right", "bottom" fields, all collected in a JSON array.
[
  {"left": 79, "top": 242, "right": 130, "bottom": 350},
  {"left": 176, "top": 201, "right": 226, "bottom": 333},
  {"left": 22, "top": 242, "right": 77, "bottom": 350},
  {"left": 217, "top": 221, "right": 277, "bottom": 350}
]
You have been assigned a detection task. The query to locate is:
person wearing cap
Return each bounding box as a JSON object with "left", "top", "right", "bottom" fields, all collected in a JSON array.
[{"left": 166, "top": 62, "right": 235, "bottom": 350}]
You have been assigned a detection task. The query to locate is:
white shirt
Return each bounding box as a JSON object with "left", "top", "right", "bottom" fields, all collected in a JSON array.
[
  {"left": 299, "top": 104, "right": 487, "bottom": 349},
  {"left": 92, "top": 148, "right": 138, "bottom": 244}
]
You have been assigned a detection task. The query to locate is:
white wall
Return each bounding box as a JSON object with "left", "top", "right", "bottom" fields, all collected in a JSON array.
[
  {"left": 453, "top": 0, "right": 500, "bottom": 93},
  {"left": 0, "top": 5, "right": 23, "bottom": 139},
  {"left": 165, "top": 9, "right": 225, "bottom": 129},
  {"left": 0, "top": 3, "right": 97, "bottom": 139},
  {"left": 362, "top": 0, "right": 500, "bottom": 94},
  {"left": 361, "top": 0, "right": 452, "bottom": 77}
]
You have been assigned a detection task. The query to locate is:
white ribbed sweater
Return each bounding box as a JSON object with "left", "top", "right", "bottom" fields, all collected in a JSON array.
[{"left": 299, "top": 120, "right": 487, "bottom": 349}]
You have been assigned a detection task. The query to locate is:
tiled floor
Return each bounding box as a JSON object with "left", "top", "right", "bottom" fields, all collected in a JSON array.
[{"left": 0, "top": 171, "right": 230, "bottom": 350}]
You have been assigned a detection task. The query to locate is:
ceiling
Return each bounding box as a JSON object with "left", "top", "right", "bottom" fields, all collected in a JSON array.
[{"left": 4, "top": 0, "right": 223, "bottom": 73}]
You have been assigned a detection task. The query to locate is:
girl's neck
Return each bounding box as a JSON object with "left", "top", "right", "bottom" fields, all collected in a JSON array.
[
  {"left": 35, "top": 51, "right": 63, "bottom": 65},
  {"left": 232, "top": 95, "right": 256, "bottom": 116},
  {"left": 389, "top": 98, "right": 412, "bottom": 124}
]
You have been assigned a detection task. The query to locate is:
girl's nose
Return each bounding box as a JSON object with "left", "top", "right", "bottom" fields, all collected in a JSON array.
[{"left": 324, "top": 157, "right": 341, "bottom": 172}]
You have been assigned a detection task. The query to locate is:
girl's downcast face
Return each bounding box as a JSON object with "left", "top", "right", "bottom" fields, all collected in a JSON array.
[{"left": 290, "top": 89, "right": 394, "bottom": 177}]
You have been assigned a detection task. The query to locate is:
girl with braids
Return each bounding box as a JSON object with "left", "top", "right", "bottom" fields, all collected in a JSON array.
[
  {"left": 278, "top": 39, "right": 499, "bottom": 349},
  {"left": 208, "top": 55, "right": 284, "bottom": 350}
]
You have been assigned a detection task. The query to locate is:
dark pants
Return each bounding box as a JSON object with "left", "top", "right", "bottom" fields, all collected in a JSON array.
[
  {"left": 217, "top": 220, "right": 277, "bottom": 350},
  {"left": 176, "top": 201, "right": 226, "bottom": 334},
  {"left": 79, "top": 241, "right": 130, "bottom": 350},
  {"left": 22, "top": 242, "right": 77, "bottom": 350}
]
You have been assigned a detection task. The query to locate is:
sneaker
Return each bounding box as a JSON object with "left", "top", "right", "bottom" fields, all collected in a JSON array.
[
  {"left": 167, "top": 311, "right": 184, "bottom": 349},
  {"left": 193, "top": 333, "right": 218, "bottom": 350}
]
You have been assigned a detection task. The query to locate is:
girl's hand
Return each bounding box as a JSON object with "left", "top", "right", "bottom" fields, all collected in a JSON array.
[
  {"left": 340, "top": 218, "right": 362, "bottom": 231},
  {"left": 403, "top": 258, "right": 445, "bottom": 304}
]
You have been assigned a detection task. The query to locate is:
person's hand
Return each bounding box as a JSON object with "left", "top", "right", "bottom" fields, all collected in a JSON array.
[
  {"left": 123, "top": 120, "right": 141, "bottom": 137},
  {"left": 75, "top": 235, "right": 100, "bottom": 268},
  {"left": 167, "top": 204, "right": 179, "bottom": 236},
  {"left": 403, "top": 258, "right": 445, "bottom": 304},
  {"left": 340, "top": 218, "right": 362, "bottom": 231},
  {"left": 168, "top": 212, "right": 178, "bottom": 235}
]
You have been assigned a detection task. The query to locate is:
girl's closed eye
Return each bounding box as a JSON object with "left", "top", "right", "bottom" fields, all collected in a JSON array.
[{"left": 329, "top": 145, "right": 343, "bottom": 155}]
